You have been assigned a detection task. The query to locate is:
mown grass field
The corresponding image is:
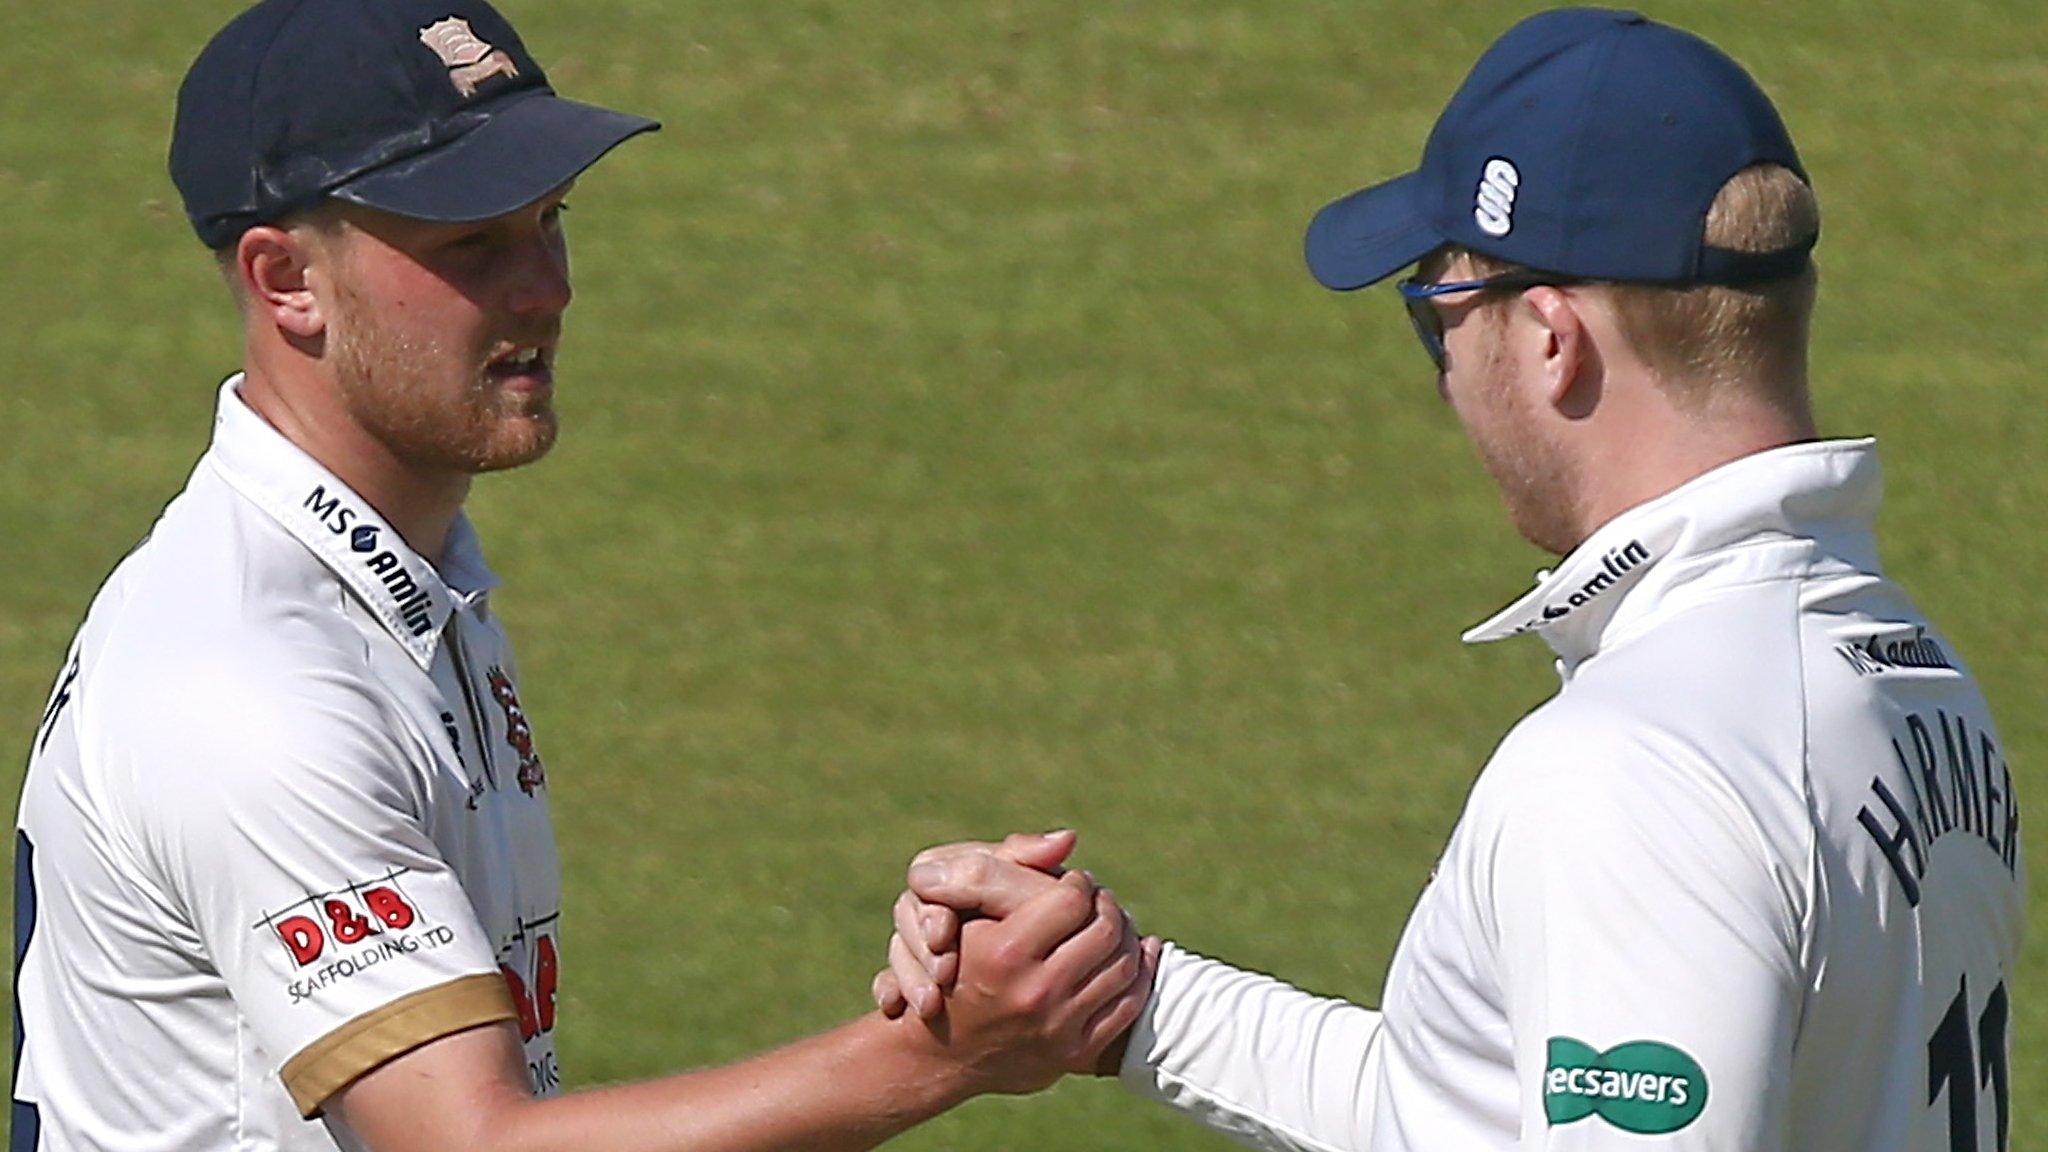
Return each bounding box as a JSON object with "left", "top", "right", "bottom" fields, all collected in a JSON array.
[{"left": 2, "top": 2, "right": 2043, "bottom": 1147}]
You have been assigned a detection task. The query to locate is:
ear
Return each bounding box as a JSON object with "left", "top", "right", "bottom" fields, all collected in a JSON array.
[
  {"left": 1520, "top": 286, "right": 1591, "bottom": 412},
  {"left": 236, "top": 225, "right": 331, "bottom": 341}
]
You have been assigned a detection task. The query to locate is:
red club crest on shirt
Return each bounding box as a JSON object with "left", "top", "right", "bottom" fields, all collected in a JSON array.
[{"left": 487, "top": 666, "right": 547, "bottom": 795}]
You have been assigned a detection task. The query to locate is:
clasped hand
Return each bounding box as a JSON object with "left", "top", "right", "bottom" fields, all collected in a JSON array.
[{"left": 872, "top": 831, "right": 1161, "bottom": 1091}]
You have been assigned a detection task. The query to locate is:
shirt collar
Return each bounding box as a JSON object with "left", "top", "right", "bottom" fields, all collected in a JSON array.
[
  {"left": 1461, "top": 438, "right": 1884, "bottom": 669},
  {"left": 204, "top": 375, "right": 500, "bottom": 668}
]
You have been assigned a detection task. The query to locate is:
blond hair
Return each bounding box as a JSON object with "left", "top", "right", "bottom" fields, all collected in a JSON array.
[{"left": 1464, "top": 163, "right": 1819, "bottom": 411}]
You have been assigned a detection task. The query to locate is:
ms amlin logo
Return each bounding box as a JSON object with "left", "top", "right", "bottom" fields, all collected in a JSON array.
[{"left": 1544, "top": 1036, "right": 1708, "bottom": 1134}]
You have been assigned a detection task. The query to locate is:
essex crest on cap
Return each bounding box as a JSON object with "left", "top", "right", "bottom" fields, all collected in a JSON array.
[{"left": 418, "top": 16, "right": 521, "bottom": 98}]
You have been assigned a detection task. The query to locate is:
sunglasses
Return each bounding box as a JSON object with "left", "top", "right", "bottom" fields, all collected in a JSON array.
[{"left": 1395, "top": 271, "right": 1583, "bottom": 372}]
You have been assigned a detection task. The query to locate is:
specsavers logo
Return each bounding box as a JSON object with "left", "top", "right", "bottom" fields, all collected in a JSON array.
[{"left": 1544, "top": 1037, "right": 1707, "bottom": 1134}]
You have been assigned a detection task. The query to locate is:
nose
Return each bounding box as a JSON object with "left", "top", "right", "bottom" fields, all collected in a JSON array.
[{"left": 508, "top": 229, "right": 572, "bottom": 317}]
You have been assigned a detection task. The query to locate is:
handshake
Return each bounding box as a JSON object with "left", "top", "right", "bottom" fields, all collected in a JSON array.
[{"left": 866, "top": 829, "right": 1163, "bottom": 1096}]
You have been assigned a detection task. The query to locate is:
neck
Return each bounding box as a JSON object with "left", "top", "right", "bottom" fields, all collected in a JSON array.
[
  {"left": 239, "top": 352, "right": 469, "bottom": 567},
  {"left": 1567, "top": 390, "right": 1818, "bottom": 551}
]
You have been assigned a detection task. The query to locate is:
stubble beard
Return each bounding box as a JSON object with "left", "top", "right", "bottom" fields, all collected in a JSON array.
[
  {"left": 327, "top": 280, "right": 559, "bottom": 477},
  {"left": 1464, "top": 316, "right": 1583, "bottom": 556}
]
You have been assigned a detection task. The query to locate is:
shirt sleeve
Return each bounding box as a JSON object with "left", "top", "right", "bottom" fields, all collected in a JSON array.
[
  {"left": 1481, "top": 712, "right": 1806, "bottom": 1150},
  {"left": 1120, "top": 943, "right": 1386, "bottom": 1152},
  {"left": 122, "top": 666, "right": 516, "bottom": 1116}
]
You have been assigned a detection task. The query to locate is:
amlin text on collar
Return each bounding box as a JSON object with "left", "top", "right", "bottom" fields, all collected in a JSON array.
[
  {"left": 1515, "top": 539, "right": 1654, "bottom": 635},
  {"left": 303, "top": 486, "right": 437, "bottom": 638}
]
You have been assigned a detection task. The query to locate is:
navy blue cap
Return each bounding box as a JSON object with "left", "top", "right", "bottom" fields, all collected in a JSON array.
[
  {"left": 1305, "top": 8, "right": 1813, "bottom": 290},
  {"left": 170, "top": 0, "right": 659, "bottom": 249}
]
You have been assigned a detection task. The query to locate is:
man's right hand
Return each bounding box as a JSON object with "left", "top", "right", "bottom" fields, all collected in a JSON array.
[
  {"left": 909, "top": 867, "right": 1155, "bottom": 1095},
  {"left": 875, "top": 831, "right": 1075, "bottom": 1020},
  {"left": 872, "top": 832, "right": 1159, "bottom": 1076}
]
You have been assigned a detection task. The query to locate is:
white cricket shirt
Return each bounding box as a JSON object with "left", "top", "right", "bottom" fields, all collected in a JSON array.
[
  {"left": 1121, "top": 439, "right": 2025, "bottom": 1150},
  {"left": 14, "top": 378, "right": 565, "bottom": 1151}
]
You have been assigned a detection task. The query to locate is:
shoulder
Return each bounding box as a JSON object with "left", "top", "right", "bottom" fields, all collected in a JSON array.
[
  {"left": 1474, "top": 697, "right": 1690, "bottom": 827},
  {"left": 99, "top": 647, "right": 442, "bottom": 913},
  {"left": 1471, "top": 689, "right": 1787, "bottom": 882},
  {"left": 87, "top": 461, "right": 388, "bottom": 732},
  {"left": 1578, "top": 579, "right": 1808, "bottom": 732},
  {"left": 1463, "top": 694, "right": 1805, "bottom": 959},
  {"left": 83, "top": 475, "right": 433, "bottom": 816},
  {"left": 102, "top": 646, "right": 430, "bottom": 833},
  {"left": 1498, "top": 583, "right": 1815, "bottom": 833}
]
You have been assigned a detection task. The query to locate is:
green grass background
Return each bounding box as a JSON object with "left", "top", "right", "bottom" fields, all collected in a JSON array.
[{"left": 3, "top": 1, "right": 2044, "bottom": 1147}]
